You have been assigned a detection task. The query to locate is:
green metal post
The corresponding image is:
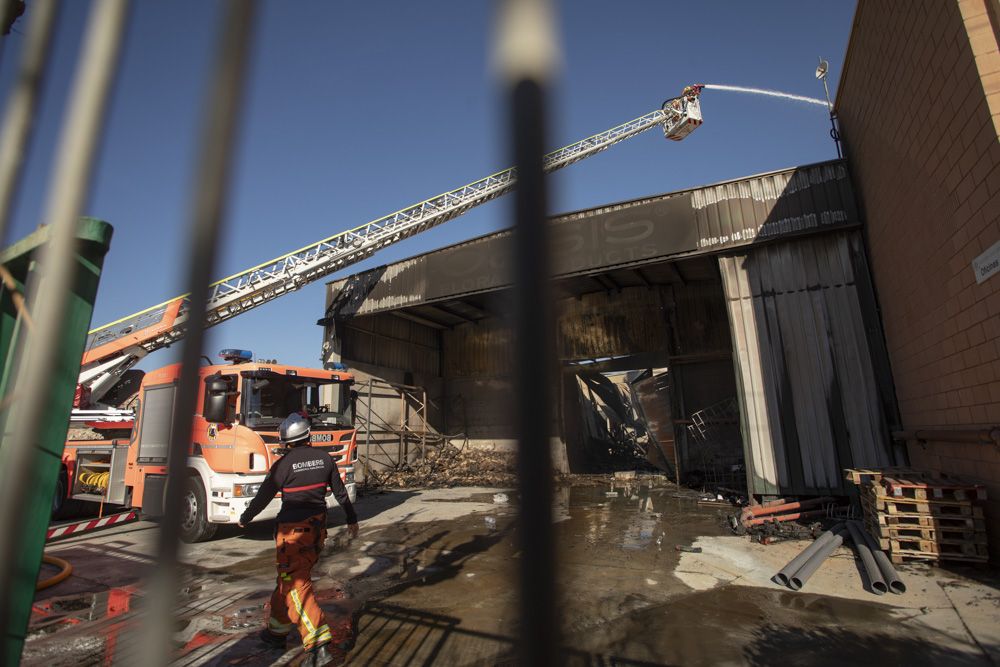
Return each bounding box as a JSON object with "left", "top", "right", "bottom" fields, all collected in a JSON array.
[{"left": 0, "top": 217, "right": 113, "bottom": 664}]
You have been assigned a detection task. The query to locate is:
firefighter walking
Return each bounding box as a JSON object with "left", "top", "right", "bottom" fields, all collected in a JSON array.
[{"left": 239, "top": 414, "right": 359, "bottom": 665}]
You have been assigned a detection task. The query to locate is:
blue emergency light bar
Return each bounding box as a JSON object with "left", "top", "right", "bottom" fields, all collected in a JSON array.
[{"left": 220, "top": 349, "right": 253, "bottom": 362}]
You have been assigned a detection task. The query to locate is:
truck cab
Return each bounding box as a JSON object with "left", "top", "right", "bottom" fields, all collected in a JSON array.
[{"left": 63, "top": 351, "right": 358, "bottom": 542}]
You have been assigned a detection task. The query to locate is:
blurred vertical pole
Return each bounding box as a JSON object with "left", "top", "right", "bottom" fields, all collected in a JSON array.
[
  {"left": 138, "top": 2, "right": 255, "bottom": 665},
  {"left": 495, "top": 0, "right": 561, "bottom": 664},
  {"left": 0, "top": 0, "right": 128, "bottom": 662},
  {"left": 0, "top": 0, "right": 59, "bottom": 247},
  {"left": 0, "top": 0, "right": 22, "bottom": 67}
]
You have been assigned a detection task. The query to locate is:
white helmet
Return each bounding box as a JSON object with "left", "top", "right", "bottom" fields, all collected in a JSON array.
[{"left": 279, "top": 414, "right": 310, "bottom": 445}]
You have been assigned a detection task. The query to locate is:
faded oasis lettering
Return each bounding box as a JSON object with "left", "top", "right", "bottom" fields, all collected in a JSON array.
[{"left": 436, "top": 218, "right": 660, "bottom": 294}]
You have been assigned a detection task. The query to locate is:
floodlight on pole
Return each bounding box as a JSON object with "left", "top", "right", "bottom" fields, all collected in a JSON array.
[
  {"left": 815, "top": 59, "right": 828, "bottom": 81},
  {"left": 816, "top": 58, "right": 832, "bottom": 111},
  {"left": 815, "top": 57, "right": 841, "bottom": 158}
]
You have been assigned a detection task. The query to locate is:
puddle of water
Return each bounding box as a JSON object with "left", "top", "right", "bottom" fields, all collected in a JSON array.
[
  {"left": 557, "top": 483, "right": 721, "bottom": 559},
  {"left": 620, "top": 515, "right": 659, "bottom": 551},
  {"left": 29, "top": 585, "right": 138, "bottom": 633},
  {"left": 185, "top": 587, "right": 356, "bottom": 666},
  {"left": 424, "top": 491, "right": 517, "bottom": 505},
  {"left": 220, "top": 602, "right": 267, "bottom": 631}
]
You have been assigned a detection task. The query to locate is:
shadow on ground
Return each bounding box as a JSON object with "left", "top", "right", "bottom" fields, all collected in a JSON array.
[
  {"left": 743, "top": 624, "right": 996, "bottom": 667},
  {"left": 213, "top": 490, "right": 421, "bottom": 543},
  {"left": 350, "top": 601, "right": 675, "bottom": 667}
]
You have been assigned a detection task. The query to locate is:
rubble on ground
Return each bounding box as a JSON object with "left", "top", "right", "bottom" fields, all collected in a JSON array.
[
  {"left": 67, "top": 427, "right": 102, "bottom": 441},
  {"left": 366, "top": 444, "right": 517, "bottom": 489}
]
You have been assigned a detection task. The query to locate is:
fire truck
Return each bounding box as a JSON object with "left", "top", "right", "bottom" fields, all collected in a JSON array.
[
  {"left": 63, "top": 350, "right": 358, "bottom": 543},
  {"left": 55, "top": 87, "right": 705, "bottom": 542}
]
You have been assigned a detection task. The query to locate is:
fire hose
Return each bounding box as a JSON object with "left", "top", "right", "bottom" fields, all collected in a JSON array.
[
  {"left": 36, "top": 555, "right": 73, "bottom": 591},
  {"left": 77, "top": 471, "right": 110, "bottom": 488}
]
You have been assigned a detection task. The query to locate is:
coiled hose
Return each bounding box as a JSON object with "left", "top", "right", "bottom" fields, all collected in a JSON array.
[
  {"left": 78, "top": 470, "right": 110, "bottom": 488},
  {"left": 36, "top": 554, "right": 73, "bottom": 590}
]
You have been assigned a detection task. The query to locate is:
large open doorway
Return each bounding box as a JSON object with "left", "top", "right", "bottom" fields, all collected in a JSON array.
[{"left": 552, "top": 256, "right": 747, "bottom": 495}]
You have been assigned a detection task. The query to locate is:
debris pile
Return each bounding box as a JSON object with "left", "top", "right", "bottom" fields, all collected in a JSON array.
[
  {"left": 367, "top": 444, "right": 516, "bottom": 489},
  {"left": 67, "top": 427, "right": 102, "bottom": 441},
  {"left": 748, "top": 519, "right": 822, "bottom": 545},
  {"left": 733, "top": 496, "right": 850, "bottom": 536}
]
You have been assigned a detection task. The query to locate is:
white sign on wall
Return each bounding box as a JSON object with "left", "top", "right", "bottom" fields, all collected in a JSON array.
[{"left": 973, "top": 239, "right": 1000, "bottom": 285}]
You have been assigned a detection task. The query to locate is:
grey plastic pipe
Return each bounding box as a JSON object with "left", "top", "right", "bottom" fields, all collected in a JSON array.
[
  {"left": 846, "top": 521, "right": 887, "bottom": 595},
  {"left": 789, "top": 525, "right": 849, "bottom": 591},
  {"left": 858, "top": 521, "right": 906, "bottom": 594},
  {"left": 773, "top": 522, "right": 844, "bottom": 587}
]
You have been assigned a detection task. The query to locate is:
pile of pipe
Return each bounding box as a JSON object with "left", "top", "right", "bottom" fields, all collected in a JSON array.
[
  {"left": 737, "top": 496, "right": 846, "bottom": 532},
  {"left": 773, "top": 521, "right": 906, "bottom": 595}
]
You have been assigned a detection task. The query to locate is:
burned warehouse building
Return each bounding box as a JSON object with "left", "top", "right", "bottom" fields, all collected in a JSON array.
[{"left": 320, "top": 158, "right": 902, "bottom": 500}]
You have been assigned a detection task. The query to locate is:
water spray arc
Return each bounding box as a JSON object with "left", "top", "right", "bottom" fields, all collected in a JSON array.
[
  {"left": 702, "top": 71, "right": 843, "bottom": 158},
  {"left": 702, "top": 84, "right": 828, "bottom": 107}
]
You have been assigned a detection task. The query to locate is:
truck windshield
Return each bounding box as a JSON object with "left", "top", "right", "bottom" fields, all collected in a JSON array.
[{"left": 242, "top": 374, "right": 353, "bottom": 430}]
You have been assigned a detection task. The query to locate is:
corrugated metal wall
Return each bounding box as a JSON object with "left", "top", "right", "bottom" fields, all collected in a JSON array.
[
  {"left": 669, "top": 282, "right": 730, "bottom": 357},
  {"left": 443, "top": 323, "right": 512, "bottom": 378},
  {"left": 720, "top": 231, "right": 895, "bottom": 496},
  {"left": 693, "top": 161, "right": 858, "bottom": 253},
  {"left": 326, "top": 160, "right": 860, "bottom": 319},
  {"left": 556, "top": 288, "right": 670, "bottom": 361},
  {"left": 441, "top": 286, "right": 671, "bottom": 377},
  {"left": 339, "top": 314, "right": 441, "bottom": 377}
]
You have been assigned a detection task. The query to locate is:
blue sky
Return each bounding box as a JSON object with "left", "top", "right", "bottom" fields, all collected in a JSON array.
[{"left": 0, "top": 1, "right": 855, "bottom": 370}]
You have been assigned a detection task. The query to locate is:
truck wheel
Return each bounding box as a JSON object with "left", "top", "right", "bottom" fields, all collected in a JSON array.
[
  {"left": 51, "top": 470, "right": 67, "bottom": 519},
  {"left": 179, "top": 476, "right": 217, "bottom": 543}
]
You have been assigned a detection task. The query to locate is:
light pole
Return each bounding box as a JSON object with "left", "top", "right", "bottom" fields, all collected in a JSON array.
[{"left": 816, "top": 58, "right": 843, "bottom": 158}]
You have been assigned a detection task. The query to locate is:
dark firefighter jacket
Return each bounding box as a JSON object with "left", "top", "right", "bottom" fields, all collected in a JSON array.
[{"left": 239, "top": 444, "right": 357, "bottom": 525}]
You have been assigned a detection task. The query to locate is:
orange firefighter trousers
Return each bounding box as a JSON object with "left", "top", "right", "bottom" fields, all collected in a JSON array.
[{"left": 267, "top": 513, "right": 332, "bottom": 650}]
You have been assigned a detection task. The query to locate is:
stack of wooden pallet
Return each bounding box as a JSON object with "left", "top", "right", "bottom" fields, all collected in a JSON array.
[{"left": 844, "top": 467, "right": 988, "bottom": 564}]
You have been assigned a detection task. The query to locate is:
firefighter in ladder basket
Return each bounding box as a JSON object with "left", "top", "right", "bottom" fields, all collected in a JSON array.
[{"left": 239, "top": 413, "right": 359, "bottom": 664}]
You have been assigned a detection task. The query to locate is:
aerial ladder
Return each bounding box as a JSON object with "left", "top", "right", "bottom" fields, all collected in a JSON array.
[{"left": 78, "top": 86, "right": 705, "bottom": 407}]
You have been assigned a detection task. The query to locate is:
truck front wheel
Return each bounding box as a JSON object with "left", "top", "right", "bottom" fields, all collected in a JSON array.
[
  {"left": 179, "top": 476, "right": 217, "bottom": 543},
  {"left": 51, "top": 470, "right": 67, "bottom": 519}
]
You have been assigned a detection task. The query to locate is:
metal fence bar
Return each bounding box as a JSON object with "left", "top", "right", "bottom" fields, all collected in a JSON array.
[
  {"left": 0, "top": 0, "right": 59, "bottom": 247},
  {"left": 0, "top": 1, "right": 128, "bottom": 661},
  {"left": 497, "top": 0, "right": 560, "bottom": 663},
  {"left": 421, "top": 386, "right": 428, "bottom": 458},
  {"left": 138, "top": 3, "right": 256, "bottom": 666},
  {"left": 365, "top": 378, "right": 374, "bottom": 480},
  {"left": 399, "top": 388, "right": 405, "bottom": 466}
]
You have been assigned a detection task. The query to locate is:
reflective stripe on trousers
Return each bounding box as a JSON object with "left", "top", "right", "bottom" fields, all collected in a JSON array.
[{"left": 268, "top": 513, "right": 330, "bottom": 650}]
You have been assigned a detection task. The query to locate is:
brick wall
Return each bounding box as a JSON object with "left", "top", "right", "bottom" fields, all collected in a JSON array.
[{"left": 837, "top": 0, "right": 1000, "bottom": 557}]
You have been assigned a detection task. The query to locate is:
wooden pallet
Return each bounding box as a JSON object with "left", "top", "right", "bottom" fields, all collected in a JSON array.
[
  {"left": 845, "top": 466, "right": 925, "bottom": 485},
  {"left": 845, "top": 468, "right": 987, "bottom": 501},
  {"left": 868, "top": 512, "right": 986, "bottom": 530},
  {"left": 882, "top": 479, "right": 986, "bottom": 502},
  {"left": 856, "top": 475, "right": 991, "bottom": 565},
  {"left": 861, "top": 491, "right": 983, "bottom": 518},
  {"left": 864, "top": 484, "right": 974, "bottom": 506},
  {"left": 874, "top": 534, "right": 989, "bottom": 553},
  {"left": 890, "top": 548, "right": 989, "bottom": 565},
  {"left": 865, "top": 521, "right": 986, "bottom": 543}
]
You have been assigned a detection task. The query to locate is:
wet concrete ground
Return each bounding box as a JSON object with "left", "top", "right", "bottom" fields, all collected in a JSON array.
[{"left": 25, "top": 478, "right": 1000, "bottom": 665}]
